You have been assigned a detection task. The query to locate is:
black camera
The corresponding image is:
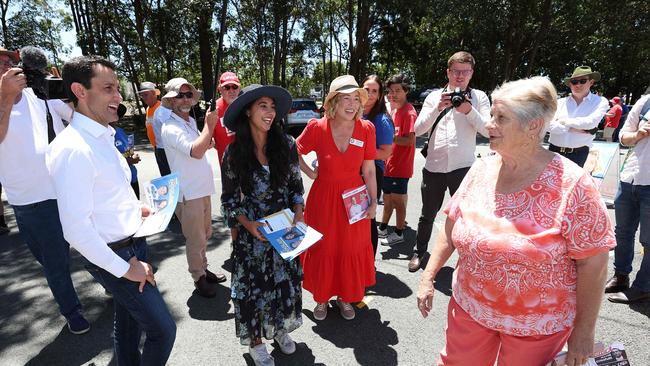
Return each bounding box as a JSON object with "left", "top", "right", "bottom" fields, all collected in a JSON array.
[
  {"left": 17, "top": 46, "right": 67, "bottom": 100},
  {"left": 449, "top": 87, "right": 468, "bottom": 108},
  {"left": 18, "top": 64, "right": 66, "bottom": 100}
]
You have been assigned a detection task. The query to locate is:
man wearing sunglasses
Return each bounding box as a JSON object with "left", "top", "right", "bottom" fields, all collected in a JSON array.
[
  {"left": 160, "top": 78, "right": 226, "bottom": 298},
  {"left": 211, "top": 71, "right": 241, "bottom": 165},
  {"left": 548, "top": 66, "right": 609, "bottom": 167}
]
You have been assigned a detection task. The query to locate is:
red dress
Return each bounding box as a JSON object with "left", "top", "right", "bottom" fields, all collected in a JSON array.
[{"left": 296, "top": 117, "right": 377, "bottom": 303}]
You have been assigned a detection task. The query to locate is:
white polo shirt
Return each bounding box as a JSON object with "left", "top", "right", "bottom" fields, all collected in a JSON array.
[
  {"left": 161, "top": 112, "right": 216, "bottom": 201},
  {"left": 0, "top": 88, "right": 71, "bottom": 205},
  {"left": 548, "top": 92, "right": 609, "bottom": 148},
  {"left": 46, "top": 112, "right": 142, "bottom": 278}
]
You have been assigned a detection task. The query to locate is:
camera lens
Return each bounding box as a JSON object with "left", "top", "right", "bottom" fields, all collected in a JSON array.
[{"left": 451, "top": 95, "right": 464, "bottom": 107}]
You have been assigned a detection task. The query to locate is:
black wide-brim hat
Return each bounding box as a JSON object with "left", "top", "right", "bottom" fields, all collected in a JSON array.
[{"left": 223, "top": 84, "right": 292, "bottom": 131}]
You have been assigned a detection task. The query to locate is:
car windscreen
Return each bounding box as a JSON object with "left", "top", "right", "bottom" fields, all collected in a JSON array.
[{"left": 293, "top": 101, "right": 317, "bottom": 110}]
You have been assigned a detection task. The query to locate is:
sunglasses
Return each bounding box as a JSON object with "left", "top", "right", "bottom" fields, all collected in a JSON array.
[
  {"left": 222, "top": 84, "right": 239, "bottom": 91},
  {"left": 174, "top": 91, "right": 194, "bottom": 99},
  {"left": 570, "top": 78, "right": 589, "bottom": 85}
]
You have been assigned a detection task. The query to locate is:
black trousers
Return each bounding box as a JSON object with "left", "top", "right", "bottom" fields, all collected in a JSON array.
[
  {"left": 370, "top": 167, "right": 384, "bottom": 258},
  {"left": 415, "top": 167, "right": 470, "bottom": 256},
  {"left": 154, "top": 148, "right": 171, "bottom": 177},
  {"left": 548, "top": 144, "right": 589, "bottom": 167}
]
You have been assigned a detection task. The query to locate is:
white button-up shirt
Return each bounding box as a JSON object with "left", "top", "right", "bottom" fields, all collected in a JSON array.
[
  {"left": 161, "top": 112, "right": 216, "bottom": 201},
  {"left": 0, "top": 88, "right": 71, "bottom": 205},
  {"left": 620, "top": 95, "right": 650, "bottom": 185},
  {"left": 548, "top": 92, "right": 609, "bottom": 148},
  {"left": 46, "top": 113, "right": 142, "bottom": 278},
  {"left": 414, "top": 88, "right": 490, "bottom": 173}
]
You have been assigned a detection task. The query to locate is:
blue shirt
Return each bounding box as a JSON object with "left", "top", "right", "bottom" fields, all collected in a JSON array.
[
  {"left": 364, "top": 113, "right": 394, "bottom": 172},
  {"left": 113, "top": 126, "right": 138, "bottom": 183}
]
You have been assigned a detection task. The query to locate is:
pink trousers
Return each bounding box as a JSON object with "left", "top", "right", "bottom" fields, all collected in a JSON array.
[{"left": 437, "top": 298, "right": 572, "bottom": 366}]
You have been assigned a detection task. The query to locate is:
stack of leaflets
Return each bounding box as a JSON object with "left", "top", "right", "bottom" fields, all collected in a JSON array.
[
  {"left": 258, "top": 208, "right": 323, "bottom": 261},
  {"left": 134, "top": 173, "right": 180, "bottom": 237},
  {"left": 548, "top": 342, "right": 630, "bottom": 366},
  {"left": 342, "top": 185, "right": 371, "bottom": 224}
]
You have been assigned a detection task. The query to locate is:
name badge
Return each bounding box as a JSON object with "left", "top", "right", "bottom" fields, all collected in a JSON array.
[{"left": 349, "top": 138, "right": 364, "bottom": 147}]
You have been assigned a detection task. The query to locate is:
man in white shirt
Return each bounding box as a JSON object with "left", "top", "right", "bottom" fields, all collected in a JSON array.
[
  {"left": 0, "top": 47, "right": 89, "bottom": 334},
  {"left": 411, "top": 51, "right": 490, "bottom": 272},
  {"left": 606, "top": 94, "right": 650, "bottom": 304},
  {"left": 547, "top": 66, "right": 609, "bottom": 167},
  {"left": 161, "top": 77, "right": 224, "bottom": 298},
  {"left": 47, "top": 55, "right": 176, "bottom": 364}
]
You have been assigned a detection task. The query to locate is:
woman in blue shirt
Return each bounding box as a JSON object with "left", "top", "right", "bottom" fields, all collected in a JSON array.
[{"left": 362, "top": 75, "right": 394, "bottom": 257}]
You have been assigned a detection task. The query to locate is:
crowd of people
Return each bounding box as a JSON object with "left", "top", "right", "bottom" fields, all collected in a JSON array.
[{"left": 0, "top": 44, "right": 649, "bottom": 366}]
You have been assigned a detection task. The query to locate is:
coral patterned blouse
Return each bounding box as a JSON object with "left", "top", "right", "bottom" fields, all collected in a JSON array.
[{"left": 444, "top": 154, "right": 615, "bottom": 336}]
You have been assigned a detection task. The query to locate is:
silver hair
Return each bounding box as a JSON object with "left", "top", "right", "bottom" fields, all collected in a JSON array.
[{"left": 491, "top": 76, "right": 558, "bottom": 139}]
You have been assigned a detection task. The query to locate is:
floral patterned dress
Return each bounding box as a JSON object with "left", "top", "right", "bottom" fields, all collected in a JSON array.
[{"left": 221, "top": 137, "right": 305, "bottom": 345}]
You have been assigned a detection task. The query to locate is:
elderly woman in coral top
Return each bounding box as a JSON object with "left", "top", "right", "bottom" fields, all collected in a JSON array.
[{"left": 417, "top": 77, "right": 615, "bottom": 366}]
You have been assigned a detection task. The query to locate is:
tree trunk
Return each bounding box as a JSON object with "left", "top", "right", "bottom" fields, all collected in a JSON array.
[
  {"left": 213, "top": 0, "right": 228, "bottom": 95},
  {"left": 1, "top": 0, "right": 10, "bottom": 48},
  {"left": 132, "top": 0, "right": 151, "bottom": 80},
  {"left": 196, "top": 1, "right": 216, "bottom": 102}
]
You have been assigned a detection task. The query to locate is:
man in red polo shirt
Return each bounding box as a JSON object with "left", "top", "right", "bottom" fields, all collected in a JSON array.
[
  {"left": 212, "top": 72, "right": 241, "bottom": 165},
  {"left": 604, "top": 96, "right": 623, "bottom": 142},
  {"left": 379, "top": 73, "right": 417, "bottom": 247}
]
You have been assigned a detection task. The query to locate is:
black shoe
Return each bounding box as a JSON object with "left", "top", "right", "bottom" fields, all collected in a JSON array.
[
  {"left": 67, "top": 312, "right": 91, "bottom": 335},
  {"left": 608, "top": 287, "right": 650, "bottom": 304},
  {"left": 605, "top": 273, "right": 630, "bottom": 293},
  {"left": 205, "top": 269, "right": 227, "bottom": 284},
  {"left": 0, "top": 225, "right": 9, "bottom": 235},
  {"left": 194, "top": 275, "right": 217, "bottom": 298}
]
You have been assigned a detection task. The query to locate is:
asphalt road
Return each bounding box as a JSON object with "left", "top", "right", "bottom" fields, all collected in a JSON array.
[{"left": 0, "top": 138, "right": 648, "bottom": 366}]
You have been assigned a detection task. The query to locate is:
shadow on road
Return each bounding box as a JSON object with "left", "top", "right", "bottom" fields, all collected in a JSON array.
[
  {"left": 242, "top": 341, "right": 323, "bottom": 366},
  {"left": 433, "top": 266, "right": 454, "bottom": 296},
  {"left": 629, "top": 301, "right": 650, "bottom": 318},
  {"left": 367, "top": 271, "right": 412, "bottom": 299},
  {"left": 186, "top": 285, "right": 234, "bottom": 321},
  {"left": 303, "top": 304, "right": 398, "bottom": 366}
]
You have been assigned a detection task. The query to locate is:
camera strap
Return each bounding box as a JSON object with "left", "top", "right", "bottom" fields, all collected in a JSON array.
[
  {"left": 423, "top": 107, "right": 451, "bottom": 147},
  {"left": 43, "top": 100, "right": 56, "bottom": 143}
]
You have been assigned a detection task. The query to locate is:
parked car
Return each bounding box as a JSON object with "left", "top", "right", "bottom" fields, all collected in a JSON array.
[
  {"left": 285, "top": 98, "right": 321, "bottom": 136},
  {"left": 408, "top": 86, "right": 439, "bottom": 111}
]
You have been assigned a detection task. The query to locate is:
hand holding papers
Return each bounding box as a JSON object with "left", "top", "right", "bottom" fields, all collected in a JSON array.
[
  {"left": 258, "top": 209, "right": 323, "bottom": 261},
  {"left": 134, "top": 173, "right": 180, "bottom": 237}
]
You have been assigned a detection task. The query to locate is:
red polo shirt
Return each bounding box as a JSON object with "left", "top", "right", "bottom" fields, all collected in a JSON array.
[
  {"left": 384, "top": 102, "right": 417, "bottom": 178},
  {"left": 212, "top": 97, "right": 236, "bottom": 165}
]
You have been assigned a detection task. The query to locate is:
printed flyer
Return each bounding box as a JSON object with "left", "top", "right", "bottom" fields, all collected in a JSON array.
[
  {"left": 258, "top": 208, "right": 323, "bottom": 261},
  {"left": 134, "top": 173, "right": 180, "bottom": 237}
]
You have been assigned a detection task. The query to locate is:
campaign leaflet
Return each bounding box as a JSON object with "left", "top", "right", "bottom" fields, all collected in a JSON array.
[
  {"left": 126, "top": 134, "right": 135, "bottom": 156},
  {"left": 258, "top": 208, "right": 323, "bottom": 261},
  {"left": 134, "top": 173, "right": 180, "bottom": 237},
  {"left": 342, "top": 184, "right": 371, "bottom": 224},
  {"left": 548, "top": 342, "right": 630, "bottom": 366}
]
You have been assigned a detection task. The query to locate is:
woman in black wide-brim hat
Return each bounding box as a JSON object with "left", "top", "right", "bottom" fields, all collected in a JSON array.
[{"left": 219, "top": 84, "right": 305, "bottom": 366}]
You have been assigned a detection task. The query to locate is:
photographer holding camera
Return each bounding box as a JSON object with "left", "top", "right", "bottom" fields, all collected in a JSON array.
[
  {"left": 0, "top": 46, "right": 89, "bottom": 334},
  {"left": 410, "top": 51, "right": 490, "bottom": 272}
]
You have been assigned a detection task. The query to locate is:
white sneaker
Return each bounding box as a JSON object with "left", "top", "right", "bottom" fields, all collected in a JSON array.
[
  {"left": 383, "top": 231, "right": 404, "bottom": 246},
  {"left": 274, "top": 331, "right": 296, "bottom": 354},
  {"left": 378, "top": 227, "right": 388, "bottom": 239},
  {"left": 249, "top": 343, "right": 275, "bottom": 366}
]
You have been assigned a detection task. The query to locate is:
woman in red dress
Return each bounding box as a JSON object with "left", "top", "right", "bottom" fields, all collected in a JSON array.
[{"left": 296, "top": 75, "right": 378, "bottom": 321}]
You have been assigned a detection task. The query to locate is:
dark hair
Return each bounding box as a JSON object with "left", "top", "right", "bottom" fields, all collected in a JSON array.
[
  {"left": 361, "top": 74, "right": 389, "bottom": 123},
  {"left": 227, "top": 100, "right": 292, "bottom": 195},
  {"left": 386, "top": 73, "right": 410, "bottom": 93},
  {"left": 62, "top": 55, "right": 116, "bottom": 106}
]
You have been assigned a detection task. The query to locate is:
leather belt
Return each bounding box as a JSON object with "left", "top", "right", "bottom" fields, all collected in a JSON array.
[
  {"left": 550, "top": 144, "right": 589, "bottom": 155},
  {"left": 107, "top": 236, "right": 134, "bottom": 251}
]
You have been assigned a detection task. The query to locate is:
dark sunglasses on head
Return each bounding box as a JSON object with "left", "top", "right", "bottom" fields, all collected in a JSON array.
[
  {"left": 174, "top": 91, "right": 194, "bottom": 99},
  {"left": 570, "top": 78, "right": 589, "bottom": 85},
  {"left": 223, "top": 85, "right": 239, "bottom": 91}
]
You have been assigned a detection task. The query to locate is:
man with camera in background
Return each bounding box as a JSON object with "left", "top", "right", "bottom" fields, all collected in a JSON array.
[
  {"left": 547, "top": 66, "right": 609, "bottom": 167},
  {"left": 0, "top": 46, "right": 90, "bottom": 334},
  {"left": 410, "top": 51, "right": 490, "bottom": 272}
]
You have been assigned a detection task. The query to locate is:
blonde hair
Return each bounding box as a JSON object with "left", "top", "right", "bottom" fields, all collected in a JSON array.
[
  {"left": 325, "top": 92, "right": 364, "bottom": 120},
  {"left": 491, "top": 76, "right": 558, "bottom": 139},
  {"left": 447, "top": 51, "right": 475, "bottom": 69}
]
